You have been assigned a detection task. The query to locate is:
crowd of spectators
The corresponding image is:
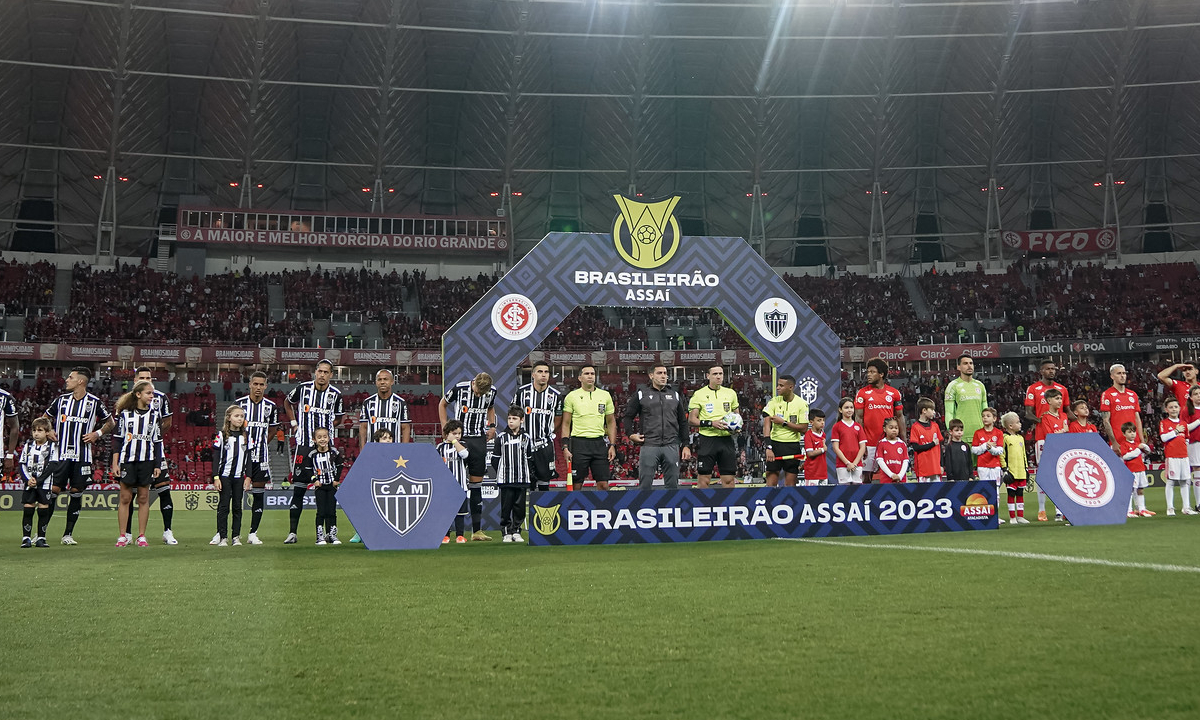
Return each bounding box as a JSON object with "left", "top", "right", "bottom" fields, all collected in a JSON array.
[
  {"left": 280, "top": 267, "right": 417, "bottom": 318},
  {"left": 0, "top": 259, "right": 55, "bottom": 315}
]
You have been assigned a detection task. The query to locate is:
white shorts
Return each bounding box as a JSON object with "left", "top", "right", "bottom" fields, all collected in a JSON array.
[
  {"left": 1034, "top": 439, "right": 1045, "bottom": 464},
  {"left": 862, "top": 445, "right": 878, "bottom": 472},
  {"left": 977, "top": 466, "right": 1002, "bottom": 484},
  {"left": 1189, "top": 443, "right": 1200, "bottom": 468},
  {"left": 1166, "top": 457, "right": 1191, "bottom": 482},
  {"left": 837, "top": 467, "right": 863, "bottom": 484},
  {"left": 916, "top": 476, "right": 940, "bottom": 483},
  {"left": 1132, "top": 471, "right": 1150, "bottom": 490}
]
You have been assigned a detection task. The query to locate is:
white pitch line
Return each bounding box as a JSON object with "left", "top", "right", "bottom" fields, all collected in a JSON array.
[{"left": 779, "top": 537, "right": 1200, "bottom": 574}]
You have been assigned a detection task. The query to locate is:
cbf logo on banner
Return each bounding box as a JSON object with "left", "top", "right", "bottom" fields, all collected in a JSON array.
[
  {"left": 528, "top": 481, "right": 997, "bottom": 545},
  {"left": 1036, "top": 433, "right": 1133, "bottom": 526},
  {"left": 338, "top": 443, "right": 465, "bottom": 549}
]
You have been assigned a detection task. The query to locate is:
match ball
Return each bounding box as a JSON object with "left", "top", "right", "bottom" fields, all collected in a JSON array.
[{"left": 722, "top": 412, "right": 743, "bottom": 432}]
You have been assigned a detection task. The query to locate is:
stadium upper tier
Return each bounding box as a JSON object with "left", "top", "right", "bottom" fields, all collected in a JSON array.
[{"left": 10, "top": 259, "right": 1200, "bottom": 348}]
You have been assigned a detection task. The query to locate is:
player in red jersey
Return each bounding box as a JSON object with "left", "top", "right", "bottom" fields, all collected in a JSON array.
[
  {"left": 1157, "top": 362, "right": 1200, "bottom": 409},
  {"left": 1116, "top": 422, "right": 1154, "bottom": 518},
  {"left": 908, "top": 397, "right": 943, "bottom": 482},
  {"left": 802, "top": 409, "right": 828, "bottom": 486},
  {"left": 972, "top": 408, "right": 1006, "bottom": 522},
  {"left": 1159, "top": 397, "right": 1200, "bottom": 516},
  {"left": 1034, "top": 388, "right": 1068, "bottom": 521},
  {"left": 831, "top": 398, "right": 866, "bottom": 484},
  {"left": 875, "top": 418, "right": 909, "bottom": 483},
  {"left": 1099, "top": 363, "right": 1144, "bottom": 447},
  {"left": 1068, "top": 399, "right": 1098, "bottom": 434},
  {"left": 854, "top": 358, "right": 905, "bottom": 483},
  {"left": 1025, "top": 360, "right": 1072, "bottom": 432},
  {"left": 1185, "top": 386, "right": 1200, "bottom": 513}
]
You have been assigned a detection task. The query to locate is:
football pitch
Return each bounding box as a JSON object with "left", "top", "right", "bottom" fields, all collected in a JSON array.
[{"left": 1, "top": 501, "right": 1197, "bottom": 720}]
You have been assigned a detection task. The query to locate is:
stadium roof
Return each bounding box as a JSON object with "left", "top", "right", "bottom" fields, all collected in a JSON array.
[{"left": 3, "top": 0, "right": 1200, "bottom": 262}]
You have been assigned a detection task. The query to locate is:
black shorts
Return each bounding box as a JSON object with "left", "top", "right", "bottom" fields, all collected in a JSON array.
[
  {"left": 120, "top": 461, "right": 158, "bottom": 488},
  {"left": 697, "top": 435, "right": 738, "bottom": 476},
  {"left": 529, "top": 444, "right": 557, "bottom": 489},
  {"left": 22, "top": 485, "right": 53, "bottom": 506},
  {"left": 766, "top": 441, "right": 803, "bottom": 474},
  {"left": 570, "top": 437, "right": 611, "bottom": 485},
  {"left": 151, "top": 454, "right": 171, "bottom": 488},
  {"left": 52, "top": 460, "right": 94, "bottom": 492},
  {"left": 464, "top": 435, "right": 488, "bottom": 478},
  {"left": 248, "top": 459, "right": 272, "bottom": 488}
]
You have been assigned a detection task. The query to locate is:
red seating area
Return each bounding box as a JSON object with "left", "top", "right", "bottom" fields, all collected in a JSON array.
[
  {"left": 0, "top": 259, "right": 55, "bottom": 314},
  {"left": 281, "top": 267, "right": 417, "bottom": 317}
]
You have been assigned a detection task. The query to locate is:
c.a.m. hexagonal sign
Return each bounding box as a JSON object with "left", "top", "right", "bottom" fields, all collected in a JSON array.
[{"left": 340, "top": 443, "right": 466, "bottom": 550}]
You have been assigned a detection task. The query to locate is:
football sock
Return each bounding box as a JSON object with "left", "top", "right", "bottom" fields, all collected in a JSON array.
[
  {"left": 1007, "top": 490, "right": 1016, "bottom": 519},
  {"left": 250, "top": 493, "right": 264, "bottom": 533},
  {"left": 1037, "top": 490, "right": 1047, "bottom": 512},
  {"left": 1128, "top": 494, "right": 1134, "bottom": 512},
  {"left": 64, "top": 493, "right": 83, "bottom": 535},
  {"left": 158, "top": 489, "right": 174, "bottom": 530},
  {"left": 1181, "top": 482, "right": 1192, "bottom": 509},
  {"left": 1137, "top": 493, "right": 1147, "bottom": 511},
  {"left": 469, "top": 486, "right": 483, "bottom": 532},
  {"left": 1016, "top": 491, "right": 1025, "bottom": 517},
  {"left": 455, "top": 513, "right": 466, "bottom": 536},
  {"left": 36, "top": 506, "right": 52, "bottom": 538},
  {"left": 288, "top": 486, "right": 306, "bottom": 533},
  {"left": 124, "top": 511, "right": 133, "bottom": 536},
  {"left": 22, "top": 507, "right": 34, "bottom": 537},
  {"left": 1165, "top": 481, "right": 1176, "bottom": 511}
]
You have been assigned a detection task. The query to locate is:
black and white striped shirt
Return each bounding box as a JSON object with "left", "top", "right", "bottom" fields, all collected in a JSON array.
[
  {"left": 437, "top": 441, "right": 470, "bottom": 491},
  {"left": 236, "top": 395, "right": 280, "bottom": 463},
  {"left": 213, "top": 430, "right": 253, "bottom": 479},
  {"left": 444, "top": 381, "right": 497, "bottom": 438},
  {"left": 44, "top": 392, "right": 111, "bottom": 463},
  {"left": 19, "top": 441, "right": 58, "bottom": 491},
  {"left": 490, "top": 430, "right": 533, "bottom": 486},
  {"left": 287, "top": 382, "right": 344, "bottom": 447},
  {"left": 115, "top": 407, "right": 164, "bottom": 464},
  {"left": 149, "top": 388, "right": 172, "bottom": 462},
  {"left": 359, "top": 393, "right": 411, "bottom": 440},
  {"left": 511, "top": 383, "right": 562, "bottom": 450},
  {"left": 299, "top": 447, "right": 344, "bottom": 486}
]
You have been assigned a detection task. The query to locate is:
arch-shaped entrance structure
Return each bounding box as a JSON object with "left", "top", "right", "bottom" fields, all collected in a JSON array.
[{"left": 443, "top": 226, "right": 842, "bottom": 425}]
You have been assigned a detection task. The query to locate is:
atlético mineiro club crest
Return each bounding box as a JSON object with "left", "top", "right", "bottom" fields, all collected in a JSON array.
[
  {"left": 763, "top": 308, "right": 788, "bottom": 339},
  {"left": 372, "top": 471, "right": 432, "bottom": 536},
  {"left": 1036, "top": 433, "right": 1133, "bottom": 526}
]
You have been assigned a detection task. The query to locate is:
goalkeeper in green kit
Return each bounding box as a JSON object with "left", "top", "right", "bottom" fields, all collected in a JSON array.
[{"left": 943, "top": 354, "right": 988, "bottom": 443}]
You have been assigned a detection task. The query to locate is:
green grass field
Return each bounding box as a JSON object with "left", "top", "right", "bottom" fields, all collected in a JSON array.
[{"left": 1, "top": 495, "right": 1198, "bottom": 720}]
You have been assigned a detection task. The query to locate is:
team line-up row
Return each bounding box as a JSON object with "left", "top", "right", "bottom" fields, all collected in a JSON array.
[{"left": 11, "top": 356, "right": 1200, "bottom": 548}]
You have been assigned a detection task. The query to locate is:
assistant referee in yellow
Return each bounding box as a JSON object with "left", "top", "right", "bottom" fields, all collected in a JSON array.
[{"left": 562, "top": 365, "right": 616, "bottom": 491}]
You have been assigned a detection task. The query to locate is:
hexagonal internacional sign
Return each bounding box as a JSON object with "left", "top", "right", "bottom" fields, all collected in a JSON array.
[
  {"left": 1037, "top": 432, "right": 1134, "bottom": 526},
  {"left": 338, "top": 443, "right": 466, "bottom": 550}
]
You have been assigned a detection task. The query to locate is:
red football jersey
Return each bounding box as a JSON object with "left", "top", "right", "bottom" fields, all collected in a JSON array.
[
  {"left": 1160, "top": 417, "right": 1190, "bottom": 459},
  {"left": 1036, "top": 411, "right": 1067, "bottom": 442},
  {"left": 854, "top": 384, "right": 903, "bottom": 447},
  {"left": 909, "top": 421, "right": 944, "bottom": 478},
  {"left": 875, "top": 438, "right": 909, "bottom": 482},
  {"left": 1186, "top": 404, "right": 1200, "bottom": 443},
  {"left": 1100, "top": 387, "right": 1141, "bottom": 441},
  {"left": 1025, "top": 381, "right": 1069, "bottom": 422},
  {"left": 830, "top": 419, "right": 865, "bottom": 468},
  {"left": 972, "top": 427, "right": 1004, "bottom": 469},
  {"left": 1068, "top": 420, "right": 1097, "bottom": 434},
  {"left": 1116, "top": 437, "right": 1147, "bottom": 473},
  {"left": 803, "top": 430, "right": 828, "bottom": 481}
]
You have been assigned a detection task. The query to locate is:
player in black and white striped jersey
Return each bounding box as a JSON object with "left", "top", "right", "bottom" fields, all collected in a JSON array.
[
  {"left": 110, "top": 381, "right": 165, "bottom": 547},
  {"left": 293, "top": 427, "right": 345, "bottom": 546},
  {"left": 18, "top": 417, "right": 58, "bottom": 548},
  {"left": 359, "top": 369, "right": 412, "bottom": 447},
  {"left": 126, "top": 368, "right": 177, "bottom": 544},
  {"left": 283, "top": 360, "right": 344, "bottom": 544},
  {"left": 491, "top": 407, "right": 534, "bottom": 543},
  {"left": 211, "top": 404, "right": 254, "bottom": 547},
  {"left": 511, "top": 362, "right": 563, "bottom": 491},
  {"left": 439, "top": 373, "right": 497, "bottom": 542},
  {"left": 437, "top": 420, "right": 471, "bottom": 543},
  {"left": 234, "top": 371, "right": 280, "bottom": 545},
  {"left": 45, "top": 366, "right": 114, "bottom": 545},
  {"left": 0, "top": 385, "right": 19, "bottom": 478}
]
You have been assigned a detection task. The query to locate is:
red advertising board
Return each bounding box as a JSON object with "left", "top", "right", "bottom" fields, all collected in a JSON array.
[{"left": 1001, "top": 228, "right": 1118, "bottom": 254}]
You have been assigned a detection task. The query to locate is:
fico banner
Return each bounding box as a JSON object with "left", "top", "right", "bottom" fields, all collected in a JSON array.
[
  {"left": 528, "top": 481, "right": 998, "bottom": 545},
  {"left": 1001, "top": 228, "right": 1117, "bottom": 254}
]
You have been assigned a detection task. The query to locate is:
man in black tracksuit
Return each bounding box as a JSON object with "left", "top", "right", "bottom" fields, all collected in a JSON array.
[{"left": 622, "top": 365, "right": 692, "bottom": 490}]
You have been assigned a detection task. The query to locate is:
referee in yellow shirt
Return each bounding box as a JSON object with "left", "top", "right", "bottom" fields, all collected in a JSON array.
[
  {"left": 688, "top": 365, "right": 741, "bottom": 488},
  {"left": 762, "top": 374, "right": 809, "bottom": 487},
  {"left": 562, "top": 366, "right": 616, "bottom": 491}
]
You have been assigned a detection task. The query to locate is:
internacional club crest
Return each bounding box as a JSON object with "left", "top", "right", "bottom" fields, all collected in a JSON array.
[
  {"left": 754, "top": 297, "right": 798, "bottom": 342},
  {"left": 1055, "top": 449, "right": 1115, "bottom": 508},
  {"left": 490, "top": 293, "right": 538, "bottom": 341},
  {"left": 612, "top": 194, "right": 682, "bottom": 269},
  {"left": 372, "top": 471, "right": 432, "bottom": 535}
]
